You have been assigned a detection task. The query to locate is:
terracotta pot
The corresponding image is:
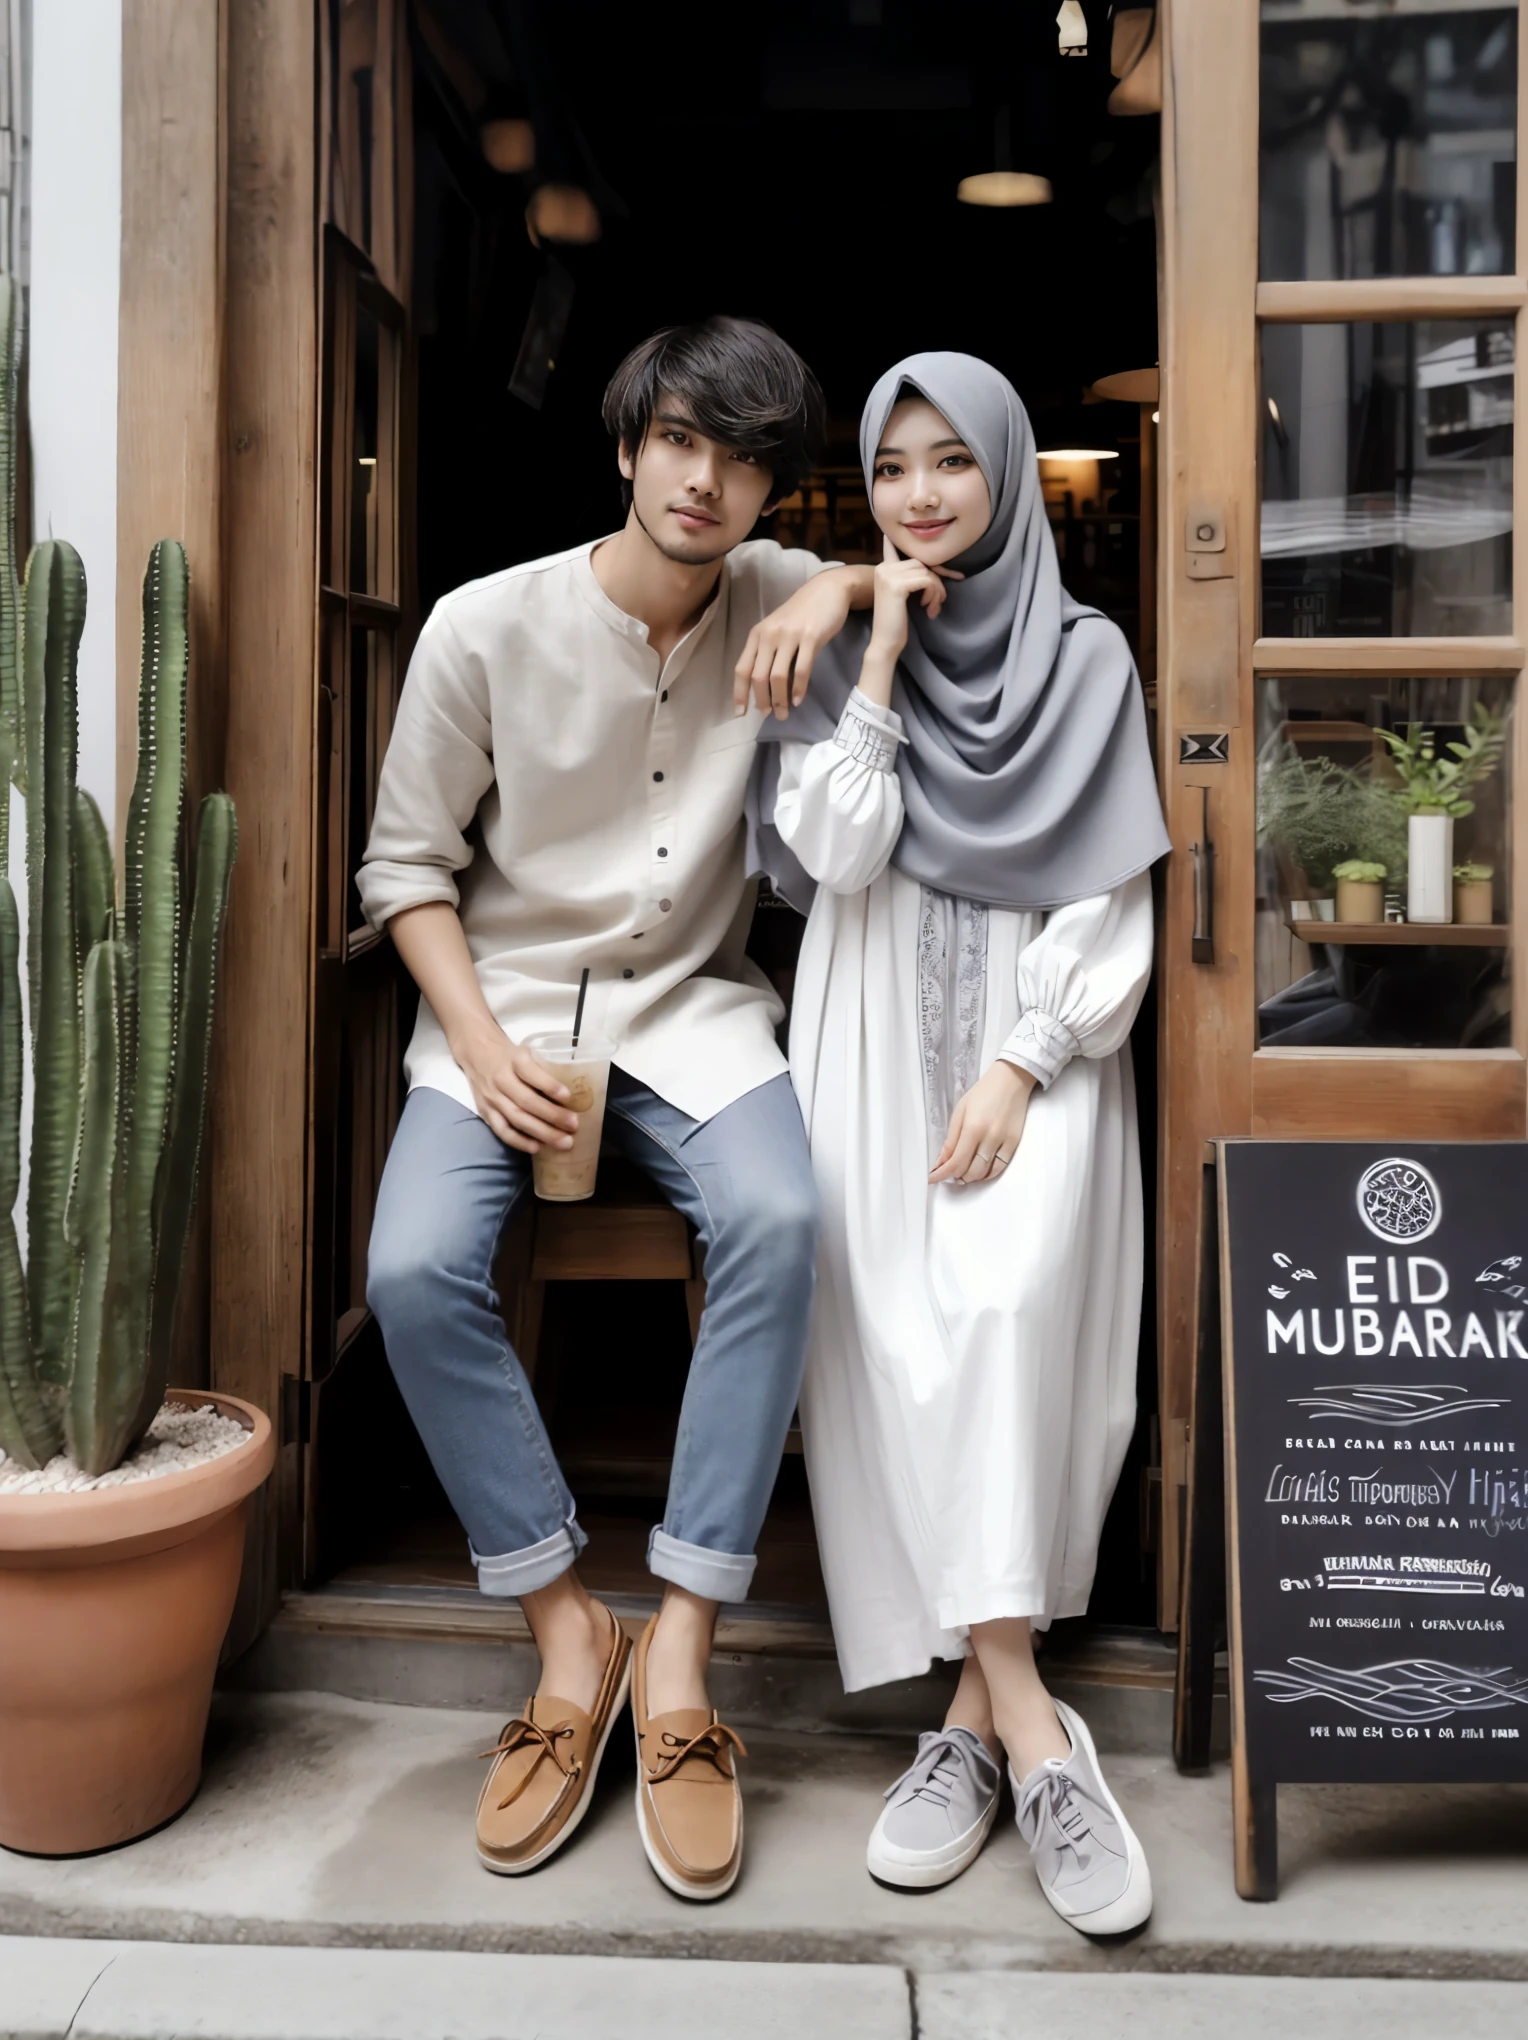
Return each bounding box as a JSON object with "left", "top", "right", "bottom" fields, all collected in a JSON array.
[
  {"left": 1455, "top": 879, "right": 1495, "bottom": 926},
  {"left": 1335, "top": 878, "right": 1384, "bottom": 924},
  {"left": 0, "top": 1389, "right": 273, "bottom": 1856}
]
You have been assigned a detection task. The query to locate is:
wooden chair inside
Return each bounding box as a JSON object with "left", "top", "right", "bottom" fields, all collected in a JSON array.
[{"left": 495, "top": 1157, "right": 707, "bottom": 1407}]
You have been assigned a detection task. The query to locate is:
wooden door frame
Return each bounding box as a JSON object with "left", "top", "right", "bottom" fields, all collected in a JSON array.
[
  {"left": 118, "top": 0, "right": 318, "bottom": 1631},
  {"left": 1156, "top": 0, "right": 1528, "bottom": 1625}
]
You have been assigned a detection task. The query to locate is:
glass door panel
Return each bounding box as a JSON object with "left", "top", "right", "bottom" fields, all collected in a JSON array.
[
  {"left": 346, "top": 627, "right": 397, "bottom": 946},
  {"left": 1256, "top": 672, "right": 1513, "bottom": 1047},
  {"left": 1261, "top": 317, "right": 1514, "bottom": 635},
  {"left": 1260, "top": 3, "right": 1517, "bottom": 281},
  {"left": 349, "top": 299, "right": 383, "bottom": 595}
]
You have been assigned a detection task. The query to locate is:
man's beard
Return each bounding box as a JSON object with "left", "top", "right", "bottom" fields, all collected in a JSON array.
[{"left": 633, "top": 500, "right": 733, "bottom": 567}]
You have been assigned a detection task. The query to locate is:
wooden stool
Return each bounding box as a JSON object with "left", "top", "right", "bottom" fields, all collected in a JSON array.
[
  {"left": 494, "top": 1158, "right": 802, "bottom": 1491},
  {"left": 496, "top": 1158, "right": 706, "bottom": 1395}
]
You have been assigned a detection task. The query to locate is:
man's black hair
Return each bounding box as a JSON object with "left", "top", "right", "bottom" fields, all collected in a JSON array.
[{"left": 602, "top": 315, "right": 826, "bottom": 509}]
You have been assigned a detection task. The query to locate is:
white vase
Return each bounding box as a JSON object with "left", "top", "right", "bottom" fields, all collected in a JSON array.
[{"left": 1407, "top": 812, "right": 1454, "bottom": 924}]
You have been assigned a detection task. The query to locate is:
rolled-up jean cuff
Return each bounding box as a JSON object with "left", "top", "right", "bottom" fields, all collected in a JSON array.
[
  {"left": 648, "top": 1527, "right": 756, "bottom": 1603},
  {"left": 472, "top": 1519, "right": 587, "bottom": 1599}
]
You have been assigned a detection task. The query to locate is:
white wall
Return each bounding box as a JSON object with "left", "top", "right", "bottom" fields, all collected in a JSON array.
[
  {"left": 28, "top": 0, "right": 121, "bottom": 833},
  {"left": 10, "top": 1, "right": 121, "bottom": 1264}
]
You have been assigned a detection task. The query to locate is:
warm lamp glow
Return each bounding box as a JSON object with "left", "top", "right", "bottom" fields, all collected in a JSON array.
[
  {"left": 481, "top": 118, "right": 535, "bottom": 174},
  {"left": 1036, "top": 448, "right": 1119, "bottom": 462},
  {"left": 956, "top": 171, "right": 1052, "bottom": 207}
]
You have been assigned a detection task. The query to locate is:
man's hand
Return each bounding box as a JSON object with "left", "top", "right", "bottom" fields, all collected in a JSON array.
[
  {"left": 733, "top": 564, "right": 874, "bottom": 720},
  {"left": 451, "top": 1016, "right": 581, "bottom": 1154},
  {"left": 929, "top": 1060, "right": 1037, "bottom": 1187}
]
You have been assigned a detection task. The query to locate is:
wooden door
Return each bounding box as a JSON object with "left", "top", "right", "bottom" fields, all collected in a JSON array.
[
  {"left": 1157, "top": 0, "right": 1528, "bottom": 1623},
  {"left": 301, "top": 0, "right": 417, "bottom": 1580}
]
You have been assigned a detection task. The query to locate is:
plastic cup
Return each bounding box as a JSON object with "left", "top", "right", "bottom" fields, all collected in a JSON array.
[{"left": 526, "top": 1033, "right": 614, "bottom": 1202}]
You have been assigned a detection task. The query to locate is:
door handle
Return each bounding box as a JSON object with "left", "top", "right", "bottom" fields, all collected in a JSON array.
[{"left": 1191, "top": 786, "right": 1215, "bottom": 965}]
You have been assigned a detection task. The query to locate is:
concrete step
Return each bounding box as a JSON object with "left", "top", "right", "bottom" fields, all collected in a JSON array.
[
  {"left": 5, "top": 1938, "right": 1528, "bottom": 2040},
  {"left": 2, "top": 1689, "right": 1525, "bottom": 1981},
  {"left": 224, "top": 1587, "right": 1219, "bottom": 1753}
]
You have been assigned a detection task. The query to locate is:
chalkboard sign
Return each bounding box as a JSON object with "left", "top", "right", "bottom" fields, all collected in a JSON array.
[{"left": 1198, "top": 1141, "right": 1528, "bottom": 1895}]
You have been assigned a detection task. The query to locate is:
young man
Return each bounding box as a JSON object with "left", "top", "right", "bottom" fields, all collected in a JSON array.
[{"left": 361, "top": 315, "right": 871, "bottom": 1899}]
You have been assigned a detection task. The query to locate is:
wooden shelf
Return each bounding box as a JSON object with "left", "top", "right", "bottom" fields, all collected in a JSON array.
[
  {"left": 1286, "top": 918, "right": 1509, "bottom": 947},
  {"left": 1281, "top": 719, "right": 1377, "bottom": 746}
]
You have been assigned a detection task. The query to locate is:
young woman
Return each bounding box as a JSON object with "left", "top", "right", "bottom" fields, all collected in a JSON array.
[{"left": 751, "top": 354, "right": 1170, "bottom": 1934}]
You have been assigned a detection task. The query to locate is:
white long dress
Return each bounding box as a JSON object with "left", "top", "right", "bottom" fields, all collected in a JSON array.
[{"left": 776, "top": 691, "right": 1155, "bottom": 1693}]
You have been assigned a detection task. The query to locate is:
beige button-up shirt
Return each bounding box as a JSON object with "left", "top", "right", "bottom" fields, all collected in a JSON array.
[{"left": 358, "top": 537, "right": 828, "bottom": 1124}]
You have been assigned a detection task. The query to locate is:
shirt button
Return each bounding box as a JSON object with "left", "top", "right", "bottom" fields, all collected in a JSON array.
[
  {"left": 622, "top": 967, "right": 635, "bottom": 979},
  {"left": 653, "top": 771, "right": 664, "bottom": 782},
  {"left": 660, "top": 898, "right": 672, "bottom": 912},
  {"left": 657, "top": 846, "right": 668, "bottom": 858}
]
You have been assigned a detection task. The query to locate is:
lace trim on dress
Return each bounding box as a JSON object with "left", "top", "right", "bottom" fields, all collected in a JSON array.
[
  {"left": 918, "top": 887, "right": 989, "bottom": 1165},
  {"left": 833, "top": 703, "right": 900, "bottom": 774}
]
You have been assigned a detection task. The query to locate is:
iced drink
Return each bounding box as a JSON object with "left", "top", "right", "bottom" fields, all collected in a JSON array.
[{"left": 526, "top": 1032, "right": 614, "bottom": 1202}]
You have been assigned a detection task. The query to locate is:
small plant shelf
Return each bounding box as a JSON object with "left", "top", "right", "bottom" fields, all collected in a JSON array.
[{"left": 1285, "top": 919, "right": 1508, "bottom": 947}]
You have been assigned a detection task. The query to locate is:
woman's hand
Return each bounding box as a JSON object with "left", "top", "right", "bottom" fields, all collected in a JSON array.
[
  {"left": 870, "top": 534, "right": 961, "bottom": 659},
  {"left": 929, "top": 1060, "right": 1036, "bottom": 1186},
  {"left": 451, "top": 1015, "right": 580, "bottom": 1155},
  {"left": 733, "top": 563, "right": 875, "bottom": 720}
]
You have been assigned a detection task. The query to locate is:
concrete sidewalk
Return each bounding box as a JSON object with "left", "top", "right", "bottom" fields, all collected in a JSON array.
[
  {"left": 6, "top": 1940, "right": 1528, "bottom": 2039},
  {"left": 1, "top": 1690, "right": 1527, "bottom": 1980}
]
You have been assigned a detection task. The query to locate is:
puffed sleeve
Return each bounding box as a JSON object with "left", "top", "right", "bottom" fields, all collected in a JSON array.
[
  {"left": 772, "top": 691, "right": 907, "bottom": 895},
  {"left": 998, "top": 872, "right": 1154, "bottom": 1088}
]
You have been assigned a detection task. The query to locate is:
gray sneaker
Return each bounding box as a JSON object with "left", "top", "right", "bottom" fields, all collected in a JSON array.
[
  {"left": 866, "top": 1726, "right": 1002, "bottom": 1889},
  {"left": 1012, "top": 1699, "right": 1152, "bottom": 1935}
]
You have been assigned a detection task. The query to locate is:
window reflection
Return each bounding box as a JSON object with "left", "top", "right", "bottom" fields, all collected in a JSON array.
[
  {"left": 1261, "top": 319, "right": 1512, "bottom": 636},
  {"left": 331, "top": 0, "right": 378, "bottom": 256},
  {"left": 1261, "top": 3, "right": 1516, "bottom": 281},
  {"left": 348, "top": 629, "right": 395, "bottom": 940},
  {"left": 350, "top": 303, "right": 381, "bottom": 595},
  {"left": 1255, "top": 674, "right": 1512, "bottom": 1049}
]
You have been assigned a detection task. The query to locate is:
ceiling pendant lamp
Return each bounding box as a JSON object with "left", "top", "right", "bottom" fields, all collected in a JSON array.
[
  {"left": 957, "top": 105, "right": 1052, "bottom": 208},
  {"left": 1087, "top": 367, "right": 1159, "bottom": 405},
  {"left": 1056, "top": 1, "right": 1088, "bottom": 55}
]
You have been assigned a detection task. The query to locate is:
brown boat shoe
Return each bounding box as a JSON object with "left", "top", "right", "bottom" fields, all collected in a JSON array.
[
  {"left": 632, "top": 1611, "right": 748, "bottom": 1900},
  {"left": 475, "top": 1601, "right": 632, "bottom": 1876}
]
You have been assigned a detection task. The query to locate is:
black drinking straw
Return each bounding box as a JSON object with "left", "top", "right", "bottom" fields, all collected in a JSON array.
[{"left": 571, "top": 968, "right": 590, "bottom": 1049}]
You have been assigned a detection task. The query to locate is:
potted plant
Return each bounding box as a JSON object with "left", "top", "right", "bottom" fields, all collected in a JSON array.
[
  {"left": 0, "top": 283, "right": 268, "bottom": 1856},
  {"left": 1332, "top": 859, "right": 1386, "bottom": 924},
  {"left": 1375, "top": 708, "right": 1506, "bottom": 926},
  {"left": 1257, "top": 750, "right": 1408, "bottom": 917},
  {"left": 1454, "top": 861, "right": 1496, "bottom": 926}
]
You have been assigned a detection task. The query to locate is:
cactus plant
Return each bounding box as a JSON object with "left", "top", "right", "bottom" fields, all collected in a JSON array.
[{"left": 0, "top": 296, "right": 237, "bottom": 1478}]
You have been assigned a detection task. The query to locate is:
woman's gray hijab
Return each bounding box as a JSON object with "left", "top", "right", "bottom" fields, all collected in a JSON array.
[{"left": 750, "top": 352, "right": 1170, "bottom": 913}]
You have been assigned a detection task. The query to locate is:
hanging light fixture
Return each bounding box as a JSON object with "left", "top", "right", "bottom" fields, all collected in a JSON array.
[
  {"left": 1087, "top": 368, "right": 1159, "bottom": 405},
  {"left": 1036, "top": 447, "right": 1120, "bottom": 462},
  {"left": 1056, "top": 1, "right": 1088, "bottom": 55},
  {"left": 958, "top": 105, "right": 1052, "bottom": 208}
]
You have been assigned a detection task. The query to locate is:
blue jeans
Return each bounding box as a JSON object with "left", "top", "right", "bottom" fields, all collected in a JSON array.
[{"left": 367, "top": 1072, "right": 820, "bottom": 1604}]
